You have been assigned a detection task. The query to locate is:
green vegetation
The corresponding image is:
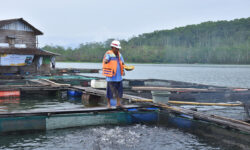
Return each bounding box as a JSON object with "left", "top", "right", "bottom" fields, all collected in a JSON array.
[{"left": 43, "top": 17, "right": 250, "bottom": 64}]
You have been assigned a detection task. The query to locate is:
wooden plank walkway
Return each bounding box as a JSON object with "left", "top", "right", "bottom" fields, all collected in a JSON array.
[
  {"left": 56, "top": 68, "right": 99, "bottom": 73},
  {"left": 0, "top": 105, "right": 144, "bottom": 117},
  {"left": 0, "top": 79, "right": 70, "bottom": 91},
  {"left": 72, "top": 86, "right": 152, "bottom": 101},
  {"left": 0, "top": 85, "right": 67, "bottom": 91},
  {"left": 132, "top": 86, "right": 216, "bottom": 92},
  {"left": 132, "top": 86, "right": 249, "bottom": 93}
]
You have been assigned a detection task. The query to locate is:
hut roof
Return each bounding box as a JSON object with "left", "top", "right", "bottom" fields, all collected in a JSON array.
[
  {"left": 0, "top": 48, "right": 60, "bottom": 56},
  {"left": 0, "top": 18, "right": 43, "bottom": 35}
]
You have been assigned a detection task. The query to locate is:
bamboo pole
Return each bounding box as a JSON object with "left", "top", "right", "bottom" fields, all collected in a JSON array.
[
  {"left": 168, "top": 100, "right": 243, "bottom": 106},
  {"left": 131, "top": 99, "right": 243, "bottom": 107},
  {"left": 157, "top": 103, "right": 250, "bottom": 131},
  {"left": 132, "top": 86, "right": 249, "bottom": 92},
  {"left": 131, "top": 99, "right": 153, "bottom": 102},
  {"left": 132, "top": 86, "right": 215, "bottom": 92},
  {"left": 40, "top": 79, "right": 70, "bottom": 87}
]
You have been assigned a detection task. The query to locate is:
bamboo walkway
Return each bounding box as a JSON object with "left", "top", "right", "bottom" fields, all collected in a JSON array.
[
  {"left": 0, "top": 79, "right": 69, "bottom": 91},
  {"left": 71, "top": 86, "right": 152, "bottom": 102}
]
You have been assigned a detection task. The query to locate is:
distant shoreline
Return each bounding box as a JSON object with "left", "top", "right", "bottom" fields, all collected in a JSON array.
[{"left": 56, "top": 61, "right": 250, "bottom": 65}]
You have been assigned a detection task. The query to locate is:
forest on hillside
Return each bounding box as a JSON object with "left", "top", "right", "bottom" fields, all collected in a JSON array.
[{"left": 43, "top": 17, "right": 250, "bottom": 64}]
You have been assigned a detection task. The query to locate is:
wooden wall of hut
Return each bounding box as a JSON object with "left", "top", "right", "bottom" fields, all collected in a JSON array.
[{"left": 0, "top": 29, "right": 36, "bottom": 48}]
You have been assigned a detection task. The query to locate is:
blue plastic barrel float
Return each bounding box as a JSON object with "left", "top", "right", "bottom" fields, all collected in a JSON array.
[
  {"left": 127, "top": 107, "right": 159, "bottom": 124},
  {"left": 167, "top": 113, "right": 193, "bottom": 129},
  {"left": 67, "top": 90, "right": 83, "bottom": 97}
]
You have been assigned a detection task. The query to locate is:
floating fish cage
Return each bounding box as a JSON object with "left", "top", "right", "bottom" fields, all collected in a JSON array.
[
  {"left": 0, "top": 75, "right": 250, "bottom": 149},
  {"left": 0, "top": 104, "right": 249, "bottom": 149},
  {"left": 0, "top": 106, "right": 159, "bottom": 132},
  {"left": 158, "top": 110, "right": 250, "bottom": 149}
]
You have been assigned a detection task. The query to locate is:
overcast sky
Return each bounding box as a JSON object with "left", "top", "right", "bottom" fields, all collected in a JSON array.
[{"left": 1, "top": 0, "right": 249, "bottom": 48}]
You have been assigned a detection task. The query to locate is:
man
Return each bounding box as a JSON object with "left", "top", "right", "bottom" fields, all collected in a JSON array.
[{"left": 102, "top": 40, "right": 125, "bottom": 108}]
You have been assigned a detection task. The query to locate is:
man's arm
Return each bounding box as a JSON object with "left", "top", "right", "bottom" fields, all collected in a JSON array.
[{"left": 120, "top": 55, "right": 125, "bottom": 76}]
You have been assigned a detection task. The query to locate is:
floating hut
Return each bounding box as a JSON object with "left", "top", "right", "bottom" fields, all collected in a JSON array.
[{"left": 0, "top": 18, "right": 59, "bottom": 77}]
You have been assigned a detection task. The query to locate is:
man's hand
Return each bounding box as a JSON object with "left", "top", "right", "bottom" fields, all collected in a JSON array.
[
  {"left": 104, "top": 59, "right": 109, "bottom": 64},
  {"left": 122, "top": 63, "right": 125, "bottom": 76}
]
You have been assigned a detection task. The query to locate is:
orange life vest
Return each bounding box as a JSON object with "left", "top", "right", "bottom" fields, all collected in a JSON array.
[{"left": 102, "top": 50, "right": 124, "bottom": 77}]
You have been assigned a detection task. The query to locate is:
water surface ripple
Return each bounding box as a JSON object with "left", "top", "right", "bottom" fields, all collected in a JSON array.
[{"left": 0, "top": 125, "right": 224, "bottom": 150}]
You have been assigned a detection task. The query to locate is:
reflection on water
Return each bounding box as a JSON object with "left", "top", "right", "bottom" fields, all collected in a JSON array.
[
  {"left": 0, "top": 125, "right": 227, "bottom": 150},
  {"left": 0, "top": 94, "right": 83, "bottom": 113},
  {"left": 0, "top": 97, "right": 20, "bottom": 104},
  {"left": 0, "top": 97, "right": 20, "bottom": 112}
]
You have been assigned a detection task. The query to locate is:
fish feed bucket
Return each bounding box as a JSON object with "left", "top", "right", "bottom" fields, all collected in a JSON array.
[{"left": 151, "top": 90, "right": 171, "bottom": 104}]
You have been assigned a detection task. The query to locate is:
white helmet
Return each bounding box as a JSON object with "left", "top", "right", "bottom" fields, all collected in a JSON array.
[{"left": 110, "top": 40, "right": 121, "bottom": 49}]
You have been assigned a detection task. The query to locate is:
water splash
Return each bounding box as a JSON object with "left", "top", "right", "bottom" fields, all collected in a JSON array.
[{"left": 0, "top": 125, "right": 228, "bottom": 150}]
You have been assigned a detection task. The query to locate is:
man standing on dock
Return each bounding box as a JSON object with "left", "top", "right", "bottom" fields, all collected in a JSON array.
[{"left": 102, "top": 40, "right": 125, "bottom": 108}]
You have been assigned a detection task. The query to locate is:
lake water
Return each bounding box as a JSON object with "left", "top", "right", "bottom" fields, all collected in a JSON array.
[
  {"left": 1, "top": 125, "right": 229, "bottom": 150},
  {"left": 0, "top": 95, "right": 231, "bottom": 150},
  {"left": 57, "top": 62, "right": 250, "bottom": 88},
  {"left": 1, "top": 63, "right": 249, "bottom": 150}
]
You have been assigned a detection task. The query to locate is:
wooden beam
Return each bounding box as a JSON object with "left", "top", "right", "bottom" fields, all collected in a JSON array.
[
  {"left": 56, "top": 68, "right": 99, "bottom": 73},
  {"left": 132, "top": 86, "right": 216, "bottom": 92},
  {"left": 168, "top": 100, "right": 243, "bottom": 106},
  {"left": 40, "top": 79, "right": 70, "bottom": 87},
  {"left": 0, "top": 105, "right": 144, "bottom": 117},
  {"left": 72, "top": 86, "right": 152, "bottom": 101}
]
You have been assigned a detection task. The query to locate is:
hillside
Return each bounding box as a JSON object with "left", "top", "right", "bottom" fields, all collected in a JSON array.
[{"left": 43, "top": 17, "right": 250, "bottom": 64}]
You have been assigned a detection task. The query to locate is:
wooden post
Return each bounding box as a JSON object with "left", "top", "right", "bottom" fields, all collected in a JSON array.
[{"left": 81, "top": 93, "right": 102, "bottom": 107}]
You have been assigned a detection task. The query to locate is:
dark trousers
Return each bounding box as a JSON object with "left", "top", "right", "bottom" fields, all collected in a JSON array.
[{"left": 106, "top": 81, "right": 123, "bottom": 99}]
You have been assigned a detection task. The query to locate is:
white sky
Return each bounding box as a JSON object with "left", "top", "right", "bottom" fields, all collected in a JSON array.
[{"left": 1, "top": 0, "right": 249, "bottom": 48}]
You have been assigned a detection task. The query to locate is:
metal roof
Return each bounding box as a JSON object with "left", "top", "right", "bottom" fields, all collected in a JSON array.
[
  {"left": 0, "top": 18, "right": 43, "bottom": 35},
  {"left": 0, "top": 47, "right": 60, "bottom": 56}
]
